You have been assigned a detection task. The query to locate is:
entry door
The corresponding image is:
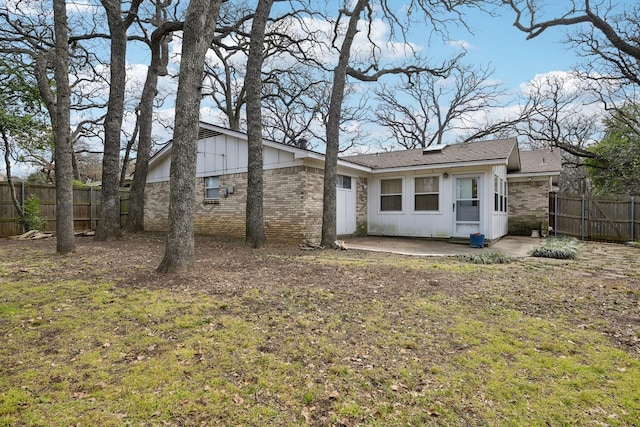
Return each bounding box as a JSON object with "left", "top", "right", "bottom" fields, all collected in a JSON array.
[
  {"left": 454, "top": 175, "right": 481, "bottom": 236},
  {"left": 336, "top": 176, "right": 356, "bottom": 235}
]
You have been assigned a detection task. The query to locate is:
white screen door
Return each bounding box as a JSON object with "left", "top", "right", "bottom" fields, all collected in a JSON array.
[{"left": 454, "top": 176, "right": 481, "bottom": 236}]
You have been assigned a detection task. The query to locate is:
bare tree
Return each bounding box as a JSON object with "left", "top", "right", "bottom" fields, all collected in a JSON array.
[
  {"left": 321, "top": 0, "right": 476, "bottom": 247},
  {"left": 125, "top": 11, "right": 183, "bottom": 233},
  {"left": 374, "top": 64, "right": 506, "bottom": 149},
  {"left": 245, "top": 0, "right": 275, "bottom": 248},
  {"left": 0, "top": 0, "right": 77, "bottom": 251},
  {"left": 157, "top": 0, "right": 223, "bottom": 273},
  {"left": 503, "top": 0, "right": 640, "bottom": 83},
  {"left": 202, "top": 2, "right": 254, "bottom": 131},
  {"left": 52, "top": 0, "right": 75, "bottom": 253},
  {"left": 95, "top": 0, "right": 143, "bottom": 241},
  {"left": 0, "top": 57, "right": 51, "bottom": 225},
  {"left": 515, "top": 72, "right": 601, "bottom": 154}
]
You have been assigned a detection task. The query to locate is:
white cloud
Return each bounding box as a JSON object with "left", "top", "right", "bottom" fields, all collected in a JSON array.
[{"left": 447, "top": 39, "right": 474, "bottom": 50}]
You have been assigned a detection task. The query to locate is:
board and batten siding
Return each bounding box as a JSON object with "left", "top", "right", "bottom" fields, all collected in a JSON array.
[
  {"left": 491, "top": 165, "right": 509, "bottom": 238},
  {"left": 366, "top": 165, "right": 509, "bottom": 241},
  {"left": 147, "top": 134, "right": 301, "bottom": 183},
  {"left": 366, "top": 170, "right": 452, "bottom": 238}
]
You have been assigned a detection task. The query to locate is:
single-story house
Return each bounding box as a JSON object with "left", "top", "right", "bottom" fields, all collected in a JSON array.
[{"left": 145, "top": 123, "right": 561, "bottom": 243}]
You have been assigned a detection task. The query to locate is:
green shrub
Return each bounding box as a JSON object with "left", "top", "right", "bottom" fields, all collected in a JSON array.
[
  {"left": 457, "top": 252, "right": 514, "bottom": 264},
  {"left": 22, "top": 194, "right": 47, "bottom": 232},
  {"left": 530, "top": 237, "right": 578, "bottom": 259}
]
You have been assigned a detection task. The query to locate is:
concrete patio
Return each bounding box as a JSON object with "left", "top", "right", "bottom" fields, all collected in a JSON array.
[{"left": 344, "top": 235, "right": 542, "bottom": 257}]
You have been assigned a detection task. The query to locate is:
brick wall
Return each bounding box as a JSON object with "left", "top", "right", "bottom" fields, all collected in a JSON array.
[
  {"left": 356, "top": 177, "right": 368, "bottom": 235},
  {"left": 144, "top": 166, "right": 326, "bottom": 242},
  {"left": 508, "top": 180, "right": 550, "bottom": 235},
  {"left": 144, "top": 181, "right": 170, "bottom": 231}
]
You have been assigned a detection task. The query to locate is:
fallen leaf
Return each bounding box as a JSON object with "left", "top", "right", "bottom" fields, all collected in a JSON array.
[
  {"left": 426, "top": 409, "right": 440, "bottom": 417},
  {"left": 301, "top": 407, "right": 312, "bottom": 422}
]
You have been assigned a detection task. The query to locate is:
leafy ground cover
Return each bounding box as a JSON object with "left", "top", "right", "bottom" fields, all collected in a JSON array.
[
  {"left": 1, "top": 234, "right": 639, "bottom": 426},
  {"left": 530, "top": 237, "right": 579, "bottom": 260}
]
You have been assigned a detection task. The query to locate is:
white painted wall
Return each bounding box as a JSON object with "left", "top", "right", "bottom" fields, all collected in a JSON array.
[
  {"left": 366, "top": 166, "right": 509, "bottom": 240},
  {"left": 367, "top": 170, "right": 453, "bottom": 238},
  {"left": 491, "top": 165, "right": 509, "bottom": 239},
  {"left": 147, "top": 133, "right": 301, "bottom": 183}
]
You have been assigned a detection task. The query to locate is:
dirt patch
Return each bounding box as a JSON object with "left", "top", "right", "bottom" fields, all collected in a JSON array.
[{"left": 3, "top": 233, "right": 639, "bottom": 355}]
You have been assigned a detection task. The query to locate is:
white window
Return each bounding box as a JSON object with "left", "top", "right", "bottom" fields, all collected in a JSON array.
[
  {"left": 380, "top": 178, "right": 402, "bottom": 211},
  {"left": 205, "top": 176, "right": 220, "bottom": 200},
  {"left": 502, "top": 180, "right": 507, "bottom": 212},
  {"left": 414, "top": 176, "right": 439, "bottom": 211},
  {"left": 494, "top": 176, "right": 507, "bottom": 212},
  {"left": 336, "top": 175, "right": 352, "bottom": 189}
]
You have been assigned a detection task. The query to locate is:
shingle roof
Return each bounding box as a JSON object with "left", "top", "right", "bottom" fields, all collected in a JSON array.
[
  {"left": 340, "top": 138, "right": 519, "bottom": 170},
  {"left": 518, "top": 148, "right": 562, "bottom": 174}
]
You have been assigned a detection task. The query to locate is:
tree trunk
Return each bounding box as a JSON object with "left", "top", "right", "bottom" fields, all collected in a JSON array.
[
  {"left": 120, "top": 113, "right": 138, "bottom": 186},
  {"left": 96, "top": 0, "right": 142, "bottom": 240},
  {"left": 72, "top": 149, "right": 80, "bottom": 181},
  {"left": 245, "top": 0, "right": 274, "bottom": 249},
  {"left": 53, "top": 0, "right": 76, "bottom": 253},
  {"left": 1, "top": 128, "right": 26, "bottom": 227},
  {"left": 125, "top": 22, "right": 181, "bottom": 233},
  {"left": 156, "top": 0, "right": 223, "bottom": 273},
  {"left": 321, "top": 0, "right": 367, "bottom": 247}
]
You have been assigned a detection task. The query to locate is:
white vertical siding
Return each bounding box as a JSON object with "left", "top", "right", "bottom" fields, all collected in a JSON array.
[
  {"left": 367, "top": 171, "right": 453, "bottom": 238},
  {"left": 490, "top": 165, "right": 509, "bottom": 240},
  {"left": 148, "top": 133, "right": 300, "bottom": 183}
]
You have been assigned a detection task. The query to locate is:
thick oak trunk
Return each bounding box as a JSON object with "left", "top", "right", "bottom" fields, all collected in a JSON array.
[
  {"left": 53, "top": 0, "right": 76, "bottom": 253},
  {"left": 245, "top": 0, "right": 274, "bottom": 249},
  {"left": 156, "top": 0, "right": 222, "bottom": 273}
]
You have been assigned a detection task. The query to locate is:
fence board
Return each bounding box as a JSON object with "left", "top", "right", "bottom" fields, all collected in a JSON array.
[{"left": 0, "top": 182, "right": 129, "bottom": 237}]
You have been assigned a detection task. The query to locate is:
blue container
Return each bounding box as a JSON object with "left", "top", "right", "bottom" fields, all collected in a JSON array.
[{"left": 470, "top": 233, "right": 485, "bottom": 248}]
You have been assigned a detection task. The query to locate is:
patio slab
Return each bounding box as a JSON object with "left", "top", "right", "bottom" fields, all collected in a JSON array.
[{"left": 344, "top": 235, "right": 541, "bottom": 257}]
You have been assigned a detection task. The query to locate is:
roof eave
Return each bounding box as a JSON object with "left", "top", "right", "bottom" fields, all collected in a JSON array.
[{"left": 368, "top": 158, "right": 509, "bottom": 174}]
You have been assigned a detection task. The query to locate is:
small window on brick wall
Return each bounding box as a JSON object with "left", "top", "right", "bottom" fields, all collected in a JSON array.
[{"left": 205, "top": 176, "right": 220, "bottom": 201}]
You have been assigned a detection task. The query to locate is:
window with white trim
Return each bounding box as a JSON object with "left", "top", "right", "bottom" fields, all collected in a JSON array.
[
  {"left": 336, "top": 175, "right": 352, "bottom": 189},
  {"left": 380, "top": 178, "right": 402, "bottom": 211},
  {"left": 205, "top": 176, "right": 220, "bottom": 201},
  {"left": 494, "top": 175, "right": 507, "bottom": 212},
  {"left": 414, "top": 176, "right": 439, "bottom": 211}
]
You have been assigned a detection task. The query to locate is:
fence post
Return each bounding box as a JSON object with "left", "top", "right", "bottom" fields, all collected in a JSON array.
[
  {"left": 20, "top": 181, "right": 25, "bottom": 233},
  {"left": 89, "top": 186, "right": 94, "bottom": 230},
  {"left": 554, "top": 193, "right": 558, "bottom": 236},
  {"left": 632, "top": 196, "right": 635, "bottom": 242},
  {"left": 581, "top": 194, "right": 586, "bottom": 241}
]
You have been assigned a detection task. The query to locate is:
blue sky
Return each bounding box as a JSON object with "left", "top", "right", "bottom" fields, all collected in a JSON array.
[{"left": 451, "top": 10, "right": 576, "bottom": 90}]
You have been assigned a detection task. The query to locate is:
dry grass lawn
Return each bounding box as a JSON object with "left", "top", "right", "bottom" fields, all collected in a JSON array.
[{"left": 1, "top": 234, "right": 639, "bottom": 426}]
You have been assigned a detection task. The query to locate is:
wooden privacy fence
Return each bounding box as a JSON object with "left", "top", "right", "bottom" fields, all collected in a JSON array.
[
  {"left": 0, "top": 182, "right": 129, "bottom": 238},
  {"left": 550, "top": 193, "right": 639, "bottom": 242}
]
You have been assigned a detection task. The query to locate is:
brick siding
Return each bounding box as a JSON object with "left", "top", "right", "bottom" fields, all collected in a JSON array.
[
  {"left": 144, "top": 166, "right": 326, "bottom": 242},
  {"left": 508, "top": 180, "right": 550, "bottom": 235},
  {"left": 356, "top": 177, "right": 368, "bottom": 235}
]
